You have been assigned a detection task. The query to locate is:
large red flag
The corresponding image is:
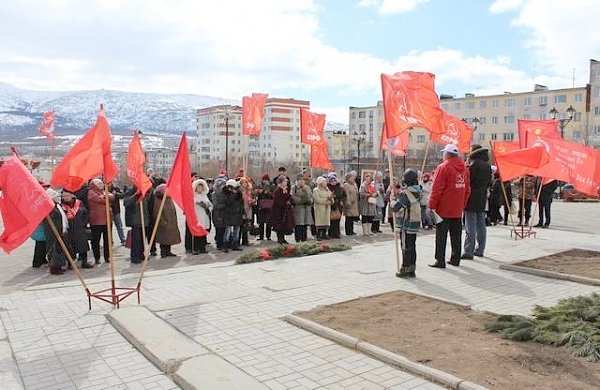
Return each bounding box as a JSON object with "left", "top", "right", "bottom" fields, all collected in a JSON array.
[
  {"left": 492, "top": 141, "right": 549, "bottom": 182},
  {"left": 166, "top": 134, "right": 207, "bottom": 237},
  {"left": 51, "top": 106, "right": 119, "bottom": 191},
  {"left": 300, "top": 109, "right": 326, "bottom": 145},
  {"left": 39, "top": 111, "right": 56, "bottom": 141},
  {"left": 518, "top": 119, "right": 561, "bottom": 148},
  {"left": 381, "top": 72, "right": 443, "bottom": 138},
  {"left": 429, "top": 113, "right": 474, "bottom": 153},
  {"left": 530, "top": 138, "right": 600, "bottom": 196},
  {"left": 126, "top": 131, "right": 152, "bottom": 201},
  {"left": 380, "top": 122, "right": 408, "bottom": 156},
  {"left": 310, "top": 141, "right": 333, "bottom": 171},
  {"left": 242, "top": 93, "right": 268, "bottom": 136},
  {"left": 0, "top": 153, "right": 55, "bottom": 254}
]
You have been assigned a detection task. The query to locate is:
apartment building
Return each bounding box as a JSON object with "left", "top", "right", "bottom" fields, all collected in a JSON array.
[{"left": 196, "top": 98, "right": 311, "bottom": 168}]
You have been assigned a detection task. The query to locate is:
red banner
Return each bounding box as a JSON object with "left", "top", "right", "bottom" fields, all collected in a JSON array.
[
  {"left": 300, "top": 108, "right": 326, "bottom": 145},
  {"left": 242, "top": 93, "right": 268, "bottom": 136},
  {"left": 127, "top": 131, "right": 152, "bottom": 201},
  {"left": 429, "top": 113, "right": 474, "bottom": 153},
  {"left": 381, "top": 72, "right": 443, "bottom": 138},
  {"left": 310, "top": 141, "right": 332, "bottom": 170},
  {"left": 380, "top": 122, "right": 408, "bottom": 156},
  {"left": 518, "top": 119, "right": 560, "bottom": 148},
  {"left": 492, "top": 141, "right": 549, "bottom": 182},
  {"left": 530, "top": 138, "right": 600, "bottom": 196},
  {"left": 39, "top": 111, "right": 56, "bottom": 141}
]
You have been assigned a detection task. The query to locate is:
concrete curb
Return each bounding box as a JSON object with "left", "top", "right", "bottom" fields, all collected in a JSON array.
[
  {"left": 284, "top": 314, "right": 488, "bottom": 390},
  {"left": 499, "top": 264, "right": 600, "bottom": 286}
]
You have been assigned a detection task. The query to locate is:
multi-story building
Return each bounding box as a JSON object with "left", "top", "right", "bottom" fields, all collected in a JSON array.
[
  {"left": 588, "top": 59, "right": 600, "bottom": 146},
  {"left": 348, "top": 102, "right": 384, "bottom": 159},
  {"left": 196, "top": 98, "right": 311, "bottom": 172}
]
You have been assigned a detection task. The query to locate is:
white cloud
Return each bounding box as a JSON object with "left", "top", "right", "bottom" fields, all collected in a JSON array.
[
  {"left": 357, "top": 0, "right": 429, "bottom": 14},
  {"left": 489, "top": 0, "right": 524, "bottom": 13}
]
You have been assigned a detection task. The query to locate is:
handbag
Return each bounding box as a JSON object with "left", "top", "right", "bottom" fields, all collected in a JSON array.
[
  {"left": 367, "top": 197, "right": 377, "bottom": 205},
  {"left": 258, "top": 198, "right": 274, "bottom": 210},
  {"left": 330, "top": 209, "right": 342, "bottom": 220}
]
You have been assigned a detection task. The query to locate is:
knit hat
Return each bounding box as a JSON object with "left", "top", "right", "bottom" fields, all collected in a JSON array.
[
  {"left": 327, "top": 172, "right": 338, "bottom": 183},
  {"left": 226, "top": 179, "right": 239, "bottom": 188}
]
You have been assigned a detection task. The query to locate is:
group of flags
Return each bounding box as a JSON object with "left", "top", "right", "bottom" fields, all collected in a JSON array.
[
  {"left": 492, "top": 119, "right": 600, "bottom": 196},
  {"left": 0, "top": 106, "right": 206, "bottom": 254}
]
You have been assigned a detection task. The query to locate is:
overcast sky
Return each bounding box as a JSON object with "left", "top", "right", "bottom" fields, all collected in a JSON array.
[{"left": 0, "top": 0, "right": 598, "bottom": 123}]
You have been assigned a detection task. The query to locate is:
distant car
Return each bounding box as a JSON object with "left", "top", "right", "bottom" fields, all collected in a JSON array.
[{"left": 561, "top": 184, "right": 599, "bottom": 202}]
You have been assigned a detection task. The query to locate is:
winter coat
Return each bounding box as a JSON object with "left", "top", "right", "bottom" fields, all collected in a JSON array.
[
  {"left": 343, "top": 181, "right": 359, "bottom": 217},
  {"left": 193, "top": 184, "right": 213, "bottom": 231},
  {"left": 270, "top": 186, "right": 294, "bottom": 233},
  {"left": 291, "top": 184, "right": 314, "bottom": 226},
  {"left": 43, "top": 205, "right": 68, "bottom": 267},
  {"left": 538, "top": 180, "right": 558, "bottom": 205},
  {"left": 514, "top": 176, "right": 536, "bottom": 201},
  {"left": 429, "top": 156, "right": 471, "bottom": 219},
  {"left": 313, "top": 186, "right": 333, "bottom": 227},
  {"left": 420, "top": 180, "right": 433, "bottom": 206},
  {"left": 223, "top": 187, "right": 243, "bottom": 226},
  {"left": 88, "top": 188, "right": 114, "bottom": 226},
  {"left": 62, "top": 199, "right": 90, "bottom": 254},
  {"left": 327, "top": 182, "right": 346, "bottom": 214},
  {"left": 392, "top": 185, "right": 422, "bottom": 234},
  {"left": 359, "top": 181, "right": 377, "bottom": 217},
  {"left": 123, "top": 191, "right": 150, "bottom": 228},
  {"left": 241, "top": 187, "right": 255, "bottom": 221},
  {"left": 153, "top": 195, "right": 181, "bottom": 245},
  {"left": 465, "top": 152, "right": 492, "bottom": 212},
  {"left": 211, "top": 186, "right": 227, "bottom": 228},
  {"left": 256, "top": 180, "right": 274, "bottom": 224}
]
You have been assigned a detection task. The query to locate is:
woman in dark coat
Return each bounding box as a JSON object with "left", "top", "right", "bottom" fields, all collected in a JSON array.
[
  {"left": 43, "top": 189, "right": 68, "bottom": 275},
  {"left": 123, "top": 185, "right": 150, "bottom": 263},
  {"left": 222, "top": 179, "right": 243, "bottom": 252},
  {"left": 270, "top": 175, "right": 294, "bottom": 244},
  {"left": 211, "top": 178, "right": 228, "bottom": 251},
  {"left": 255, "top": 174, "right": 274, "bottom": 241},
  {"left": 153, "top": 184, "right": 181, "bottom": 258},
  {"left": 61, "top": 190, "right": 92, "bottom": 268},
  {"left": 327, "top": 173, "right": 346, "bottom": 239}
]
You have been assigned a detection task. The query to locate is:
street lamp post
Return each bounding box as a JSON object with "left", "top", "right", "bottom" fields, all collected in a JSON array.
[
  {"left": 352, "top": 130, "right": 366, "bottom": 174},
  {"left": 549, "top": 105, "right": 575, "bottom": 138},
  {"left": 224, "top": 107, "right": 231, "bottom": 176}
]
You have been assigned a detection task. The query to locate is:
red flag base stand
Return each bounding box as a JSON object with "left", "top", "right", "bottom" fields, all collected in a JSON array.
[
  {"left": 510, "top": 226, "right": 536, "bottom": 240},
  {"left": 87, "top": 286, "right": 140, "bottom": 310}
]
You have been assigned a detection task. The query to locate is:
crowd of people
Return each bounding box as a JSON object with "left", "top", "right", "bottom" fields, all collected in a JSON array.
[{"left": 31, "top": 145, "right": 558, "bottom": 278}]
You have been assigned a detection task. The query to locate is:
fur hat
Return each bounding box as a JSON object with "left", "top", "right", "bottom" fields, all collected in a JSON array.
[
  {"left": 316, "top": 176, "right": 327, "bottom": 186},
  {"left": 276, "top": 175, "right": 287, "bottom": 184}
]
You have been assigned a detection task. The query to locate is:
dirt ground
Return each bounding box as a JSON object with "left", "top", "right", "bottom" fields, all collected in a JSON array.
[
  {"left": 516, "top": 249, "right": 600, "bottom": 280},
  {"left": 298, "top": 291, "right": 600, "bottom": 390}
]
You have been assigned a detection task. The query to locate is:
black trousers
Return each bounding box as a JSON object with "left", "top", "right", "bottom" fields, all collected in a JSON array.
[
  {"left": 344, "top": 217, "right": 356, "bottom": 235},
  {"left": 145, "top": 225, "right": 156, "bottom": 254},
  {"left": 435, "top": 218, "right": 462, "bottom": 264},
  {"left": 401, "top": 232, "right": 417, "bottom": 267},
  {"left": 258, "top": 222, "right": 272, "bottom": 240},
  {"left": 329, "top": 219, "right": 341, "bottom": 238},
  {"left": 294, "top": 225, "right": 308, "bottom": 242},
  {"left": 215, "top": 227, "right": 226, "bottom": 249},
  {"left": 518, "top": 199, "right": 532, "bottom": 224},
  {"left": 130, "top": 226, "right": 144, "bottom": 263},
  {"left": 361, "top": 215, "right": 374, "bottom": 223},
  {"left": 32, "top": 241, "right": 47, "bottom": 267},
  {"left": 90, "top": 225, "right": 110, "bottom": 262},
  {"left": 539, "top": 202, "right": 551, "bottom": 225}
]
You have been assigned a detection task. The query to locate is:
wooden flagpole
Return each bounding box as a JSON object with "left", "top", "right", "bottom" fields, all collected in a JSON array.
[
  {"left": 139, "top": 201, "right": 148, "bottom": 257},
  {"left": 529, "top": 177, "right": 545, "bottom": 228},
  {"left": 386, "top": 145, "right": 402, "bottom": 275},
  {"left": 103, "top": 183, "right": 116, "bottom": 305},
  {"left": 51, "top": 138, "right": 56, "bottom": 175},
  {"left": 490, "top": 141, "right": 518, "bottom": 232},
  {"left": 420, "top": 138, "right": 430, "bottom": 174}
]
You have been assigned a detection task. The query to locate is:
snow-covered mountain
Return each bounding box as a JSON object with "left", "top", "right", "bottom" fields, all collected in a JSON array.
[{"left": 0, "top": 82, "right": 346, "bottom": 139}]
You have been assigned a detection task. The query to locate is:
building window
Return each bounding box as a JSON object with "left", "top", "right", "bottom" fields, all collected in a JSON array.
[
  {"left": 359, "top": 124, "right": 366, "bottom": 131},
  {"left": 465, "top": 102, "right": 475, "bottom": 109},
  {"left": 574, "top": 93, "right": 583, "bottom": 102},
  {"left": 351, "top": 112, "right": 356, "bottom": 119},
  {"left": 524, "top": 97, "right": 531, "bottom": 106},
  {"left": 573, "top": 131, "right": 581, "bottom": 140},
  {"left": 454, "top": 102, "right": 461, "bottom": 110},
  {"left": 358, "top": 111, "right": 366, "bottom": 118},
  {"left": 523, "top": 113, "right": 531, "bottom": 120},
  {"left": 505, "top": 99, "right": 514, "bottom": 107},
  {"left": 594, "top": 87, "right": 600, "bottom": 97},
  {"left": 478, "top": 133, "right": 485, "bottom": 142},
  {"left": 554, "top": 95, "right": 567, "bottom": 103},
  {"left": 539, "top": 113, "right": 547, "bottom": 120},
  {"left": 492, "top": 99, "right": 499, "bottom": 108},
  {"left": 491, "top": 133, "right": 497, "bottom": 140},
  {"left": 491, "top": 116, "right": 498, "bottom": 124},
  {"left": 369, "top": 110, "right": 374, "bottom": 118},
  {"left": 369, "top": 123, "right": 373, "bottom": 131},
  {"left": 539, "top": 96, "right": 548, "bottom": 105},
  {"left": 596, "top": 68, "right": 600, "bottom": 77},
  {"left": 480, "top": 100, "right": 487, "bottom": 109},
  {"left": 478, "top": 117, "right": 486, "bottom": 125},
  {"left": 503, "top": 132, "right": 514, "bottom": 141},
  {"left": 595, "top": 107, "right": 600, "bottom": 116},
  {"left": 574, "top": 112, "right": 582, "bottom": 122},
  {"left": 416, "top": 135, "right": 426, "bottom": 143},
  {"left": 441, "top": 103, "right": 449, "bottom": 111}
]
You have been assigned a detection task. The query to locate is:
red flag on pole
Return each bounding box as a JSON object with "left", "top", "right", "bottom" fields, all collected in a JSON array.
[
  {"left": 530, "top": 137, "right": 600, "bottom": 196},
  {"left": 381, "top": 72, "right": 443, "bottom": 138},
  {"left": 51, "top": 105, "right": 119, "bottom": 191},
  {"left": 166, "top": 133, "right": 207, "bottom": 237},
  {"left": 300, "top": 108, "right": 326, "bottom": 145},
  {"left": 492, "top": 141, "right": 549, "bottom": 182},
  {"left": 242, "top": 93, "right": 268, "bottom": 136},
  {"left": 310, "top": 141, "right": 333, "bottom": 171},
  {"left": 518, "top": 119, "right": 561, "bottom": 148},
  {"left": 380, "top": 122, "right": 408, "bottom": 156},
  {"left": 429, "top": 113, "right": 474, "bottom": 153},
  {"left": 39, "top": 111, "right": 56, "bottom": 141},
  {"left": 127, "top": 131, "right": 152, "bottom": 201},
  {"left": 0, "top": 153, "right": 55, "bottom": 254}
]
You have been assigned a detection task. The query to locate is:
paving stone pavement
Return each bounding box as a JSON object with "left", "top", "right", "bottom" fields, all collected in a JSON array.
[{"left": 0, "top": 201, "right": 599, "bottom": 389}]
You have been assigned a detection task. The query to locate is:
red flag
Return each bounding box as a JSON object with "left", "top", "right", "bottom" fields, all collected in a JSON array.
[
  {"left": 380, "top": 122, "right": 408, "bottom": 156},
  {"left": 127, "top": 131, "right": 152, "bottom": 201},
  {"left": 300, "top": 109, "right": 326, "bottom": 145},
  {"left": 429, "top": 113, "right": 474, "bottom": 153},
  {"left": 381, "top": 72, "right": 443, "bottom": 137},
  {"left": 0, "top": 153, "right": 55, "bottom": 254},
  {"left": 242, "top": 93, "right": 268, "bottom": 136},
  {"left": 310, "top": 141, "right": 333, "bottom": 171},
  {"left": 51, "top": 106, "right": 119, "bottom": 191},
  {"left": 530, "top": 138, "right": 600, "bottom": 196},
  {"left": 39, "top": 111, "right": 56, "bottom": 141},
  {"left": 166, "top": 133, "right": 207, "bottom": 237},
  {"left": 518, "top": 119, "right": 561, "bottom": 148},
  {"left": 492, "top": 141, "right": 549, "bottom": 182}
]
